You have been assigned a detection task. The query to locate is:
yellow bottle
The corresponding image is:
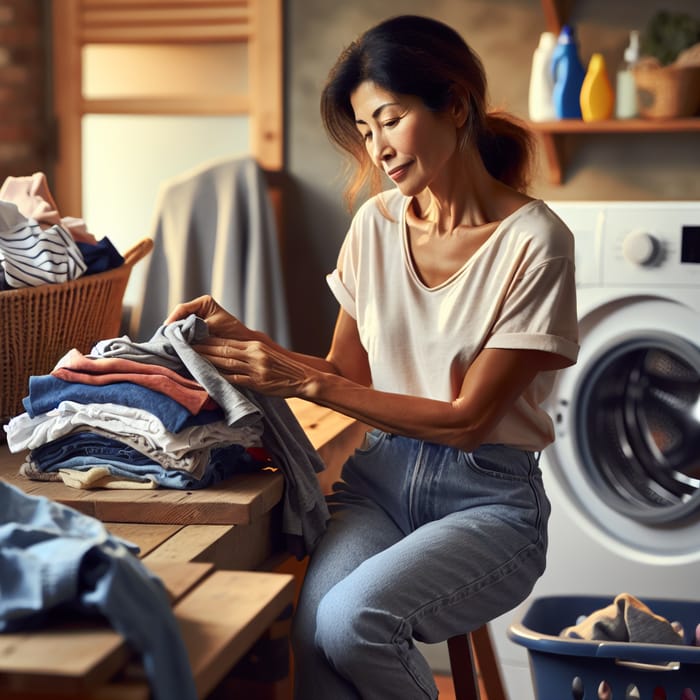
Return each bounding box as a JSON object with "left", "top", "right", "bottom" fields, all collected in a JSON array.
[{"left": 580, "top": 53, "right": 614, "bottom": 121}]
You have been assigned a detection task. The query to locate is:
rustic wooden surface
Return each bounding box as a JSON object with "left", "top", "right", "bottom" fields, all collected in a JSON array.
[
  {"left": 0, "top": 568, "right": 294, "bottom": 700},
  {"left": 0, "top": 449, "right": 285, "bottom": 525}
]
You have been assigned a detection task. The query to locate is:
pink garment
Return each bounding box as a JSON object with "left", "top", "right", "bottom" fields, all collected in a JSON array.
[
  {"left": 52, "top": 349, "right": 219, "bottom": 415},
  {"left": 0, "top": 172, "right": 97, "bottom": 244}
]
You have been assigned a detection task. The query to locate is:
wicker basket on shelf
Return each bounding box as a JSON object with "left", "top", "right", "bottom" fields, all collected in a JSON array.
[
  {"left": 634, "top": 43, "right": 700, "bottom": 119},
  {"left": 1, "top": 237, "right": 153, "bottom": 431},
  {"left": 634, "top": 62, "right": 700, "bottom": 118}
]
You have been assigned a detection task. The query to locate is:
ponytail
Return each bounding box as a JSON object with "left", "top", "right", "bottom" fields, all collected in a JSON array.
[{"left": 477, "top": 111, "right": 536, "bottom": 192}]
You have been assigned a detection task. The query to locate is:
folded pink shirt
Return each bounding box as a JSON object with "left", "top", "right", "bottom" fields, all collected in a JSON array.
[{"left": 52, "top": 349, "right": 219, "bottom": 415}]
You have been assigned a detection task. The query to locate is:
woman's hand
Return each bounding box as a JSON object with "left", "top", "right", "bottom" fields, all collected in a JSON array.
[
  {"left": 195, "top": 336, "right": 317, "bottom": 398},
  {"left": 164, "top": 294, "right": 256, "bottom": 342},
  {"left": 165, "top": 295, "right": 323, "bottom": 398}
]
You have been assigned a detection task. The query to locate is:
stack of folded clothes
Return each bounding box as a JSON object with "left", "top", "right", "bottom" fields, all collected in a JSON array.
[{"left": 4, "top": 315, "right": 330, "bottom": 557}]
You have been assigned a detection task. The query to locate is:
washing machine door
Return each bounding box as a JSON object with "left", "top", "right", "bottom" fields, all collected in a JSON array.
[{"left": 548, "top": 296, "right": 700, "bottom": 555}]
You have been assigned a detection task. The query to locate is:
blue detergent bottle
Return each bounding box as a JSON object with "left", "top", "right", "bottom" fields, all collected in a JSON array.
[{"left": 551, "top": 24, "right": 586, "bottom": 119}]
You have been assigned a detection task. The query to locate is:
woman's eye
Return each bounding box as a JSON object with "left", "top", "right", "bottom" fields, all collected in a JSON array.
[{"left": 384, "top": 118, "right": 400, "bottom": 128}]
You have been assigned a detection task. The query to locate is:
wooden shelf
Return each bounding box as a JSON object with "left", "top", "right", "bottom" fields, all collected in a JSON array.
[
  {"left": 530, "top": 118, "right": 700, "bottom": 134},
  {"left": 529, "top": 118, "right": 700, "bottom": 184}
]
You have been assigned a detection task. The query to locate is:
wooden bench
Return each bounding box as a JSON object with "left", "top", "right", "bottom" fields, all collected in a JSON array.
[{"left": 0, "top": 528, "right": 295, "bottom": 700}]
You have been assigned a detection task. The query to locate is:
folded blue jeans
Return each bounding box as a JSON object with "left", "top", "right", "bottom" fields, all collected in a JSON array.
[
  {"left": 291, "top": 432, "right": 551, "bottom": 700},
  {"left": 29, "top": 431, "right": 261, "bottom": 489}
]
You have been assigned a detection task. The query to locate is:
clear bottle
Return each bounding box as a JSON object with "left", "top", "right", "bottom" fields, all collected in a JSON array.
[
  {"left": 551, "top": 25, "right": 586, "bottom": 119},
  {"left": 580, "top": 53, "right": 614, "bottom": 121},
  {"left": 528, "top": 31, "right": 557, "bottom": 121},
  {"left": 615, "top": 30, "right": 640, "bottom": 119}
]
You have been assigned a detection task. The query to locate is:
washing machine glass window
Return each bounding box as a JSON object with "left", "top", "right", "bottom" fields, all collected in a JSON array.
[{"left": 576, "top": 331, "right": 700, "bottom": 525}]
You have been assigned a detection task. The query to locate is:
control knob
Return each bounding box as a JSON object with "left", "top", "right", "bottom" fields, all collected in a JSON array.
[{"left": 622, "top": 230, "right": 658, "bottom": 266}]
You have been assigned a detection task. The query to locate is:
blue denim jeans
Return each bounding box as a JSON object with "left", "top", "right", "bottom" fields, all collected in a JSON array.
[{"left": 291, "top": 431, "right": 550, "bottom": 700}]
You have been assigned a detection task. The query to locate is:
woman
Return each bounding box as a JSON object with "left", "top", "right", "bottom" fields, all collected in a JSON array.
[{"left": 166, "top": 15, "right": 579, "bottom": 699}]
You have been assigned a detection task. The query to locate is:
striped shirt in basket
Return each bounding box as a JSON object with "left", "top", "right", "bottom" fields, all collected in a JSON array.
[{"left": 0, "top": 201, "right": 86, "bottom": 289}]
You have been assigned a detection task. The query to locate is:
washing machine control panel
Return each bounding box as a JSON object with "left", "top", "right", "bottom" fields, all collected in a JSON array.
[{"left": 549, "top": 202, "right": 700, "bottom": 287}]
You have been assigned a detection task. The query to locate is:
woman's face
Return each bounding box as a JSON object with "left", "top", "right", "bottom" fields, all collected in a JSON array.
[{"left": 350, "top": 80, "right": 462, "bottom": 197}]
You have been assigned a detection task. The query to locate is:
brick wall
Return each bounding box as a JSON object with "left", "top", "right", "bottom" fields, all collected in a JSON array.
[{"left": 0, "top": 0, "right": 50, "bottom": 186}]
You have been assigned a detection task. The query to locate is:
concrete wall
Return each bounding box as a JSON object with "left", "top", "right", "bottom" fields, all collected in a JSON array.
[{"left": 283, "top": 0, "right": 700, "bottom": 354}]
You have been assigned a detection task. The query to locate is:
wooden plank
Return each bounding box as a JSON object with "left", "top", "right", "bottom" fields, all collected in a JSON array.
[
  {"left": 0, "top": 683, "right": 150, "bottom": 700},
  {"left": 90, "top": 470, "right": 283, "bottom": 524},
  {"left": 249, "top": 0, "right": 283, "bottom": 170},
  {"left": 106, "top": 519, "right": 277, "bottom": 578},
  {"left": 104, "top": 522, "right": 182, "bottom": 557},
  {"left": 0, "top": 451, "right": 285, "bottom": 526},
  {"left": 51, "top": 0, "right": 83, "bottom": 221},
  {"left": 145, "top": 560, "right": 214, "bottom": 602},
  {"left": 286, "top": 397, "right": 357, "bottom": 450},
  {"left": 81, "top": 95, "right": 250, "bottom": 115},
  {"left": 0, "top": 623, "right": 130, "bottom": 696},
  {"left": 174, "top": 571, "right": 295, "bottom": 699},
  {"left": 80, "top": 23, "right": 251, "bottom": 43},
  {"left": 199, "top": 512, "right": 280, "bottom": 571},
  {"left": 81, "top": 7, "right": 250, "bottom": 28},
  {"left": 529, "top": 117, "right": 700, "bottom": 133},
  {"left": 142, "top": 524, "right": 233, "bottom": 564},
  {"left": 82, "top": 0, "right": 248, "bottom": 8}
]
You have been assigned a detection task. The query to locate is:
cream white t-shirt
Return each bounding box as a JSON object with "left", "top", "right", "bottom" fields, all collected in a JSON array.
[{"left": 326, "top": 189, "right": 579, "bottom": 450}]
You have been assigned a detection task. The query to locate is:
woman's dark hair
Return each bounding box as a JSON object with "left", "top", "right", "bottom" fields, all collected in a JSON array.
[{"left": 321, "top": 15, "right": 535, "bottom": 209}]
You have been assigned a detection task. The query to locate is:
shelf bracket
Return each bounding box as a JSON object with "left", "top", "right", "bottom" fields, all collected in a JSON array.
[
  {"left": 538, "top": 132, "right": 565, "bottom": 185},
  {"left": 540, "top": 0, "right": 572, "bottom": 34}
]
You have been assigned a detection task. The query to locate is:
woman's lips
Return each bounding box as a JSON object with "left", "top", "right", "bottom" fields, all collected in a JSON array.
[{"left": 387, "top": 163, "right": 411, "bottom": 181}]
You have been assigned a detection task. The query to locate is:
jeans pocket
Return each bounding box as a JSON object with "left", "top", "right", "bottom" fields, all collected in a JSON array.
[
  {"left": 355, "top": 428, "right": 388, "bottom": 456},
  {"left": 460, "top": 444, "right": 532, "bottom": 483}
]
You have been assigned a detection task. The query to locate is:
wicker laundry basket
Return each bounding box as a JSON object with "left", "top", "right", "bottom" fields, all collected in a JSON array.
[{"left": 1, "top": 237, "right": 153, "bottom": 431}]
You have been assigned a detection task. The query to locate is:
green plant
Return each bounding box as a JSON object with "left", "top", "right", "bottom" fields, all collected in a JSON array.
[{"left": 640, "top": 10, "right": 700, "bottom": 66}]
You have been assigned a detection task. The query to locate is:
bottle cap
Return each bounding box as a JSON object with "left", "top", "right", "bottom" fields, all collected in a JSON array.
[
  {"left": 558, "top": 24, "right": 575, "bottom": 43},
  {"left": 624, "top": 30, "right": 640, "bottom": 63},
  {"left": 539, "top": 31, "right": 557, "bottom": 50}
]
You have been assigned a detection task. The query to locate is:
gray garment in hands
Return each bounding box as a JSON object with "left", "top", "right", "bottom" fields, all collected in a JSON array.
[{"left": 92, "top": 314, "right": 260, "bottom": 427}]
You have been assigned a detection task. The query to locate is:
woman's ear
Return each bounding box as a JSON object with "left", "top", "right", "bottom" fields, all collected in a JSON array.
[{"left": 450, "top": 93, "right": 469, "bottom": 129}]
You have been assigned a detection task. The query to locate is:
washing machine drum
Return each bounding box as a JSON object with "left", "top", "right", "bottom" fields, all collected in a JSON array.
[{"left": 577, "top": 334, "right": 700, "bottom": 524}]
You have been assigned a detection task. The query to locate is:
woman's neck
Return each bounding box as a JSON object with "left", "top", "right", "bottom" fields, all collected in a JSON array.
[{"left": 410, "top": 155, "right": 531, "bottom": 235}]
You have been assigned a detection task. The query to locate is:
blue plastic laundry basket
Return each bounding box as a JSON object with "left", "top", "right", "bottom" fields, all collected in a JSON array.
[{"left": 508, "top": 595, "right": 700, "bottom": 699}]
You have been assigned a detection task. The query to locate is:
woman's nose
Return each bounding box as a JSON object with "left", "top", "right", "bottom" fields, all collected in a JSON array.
[{"left": 372, "top": 133, "right": 392, "bottom": 162}]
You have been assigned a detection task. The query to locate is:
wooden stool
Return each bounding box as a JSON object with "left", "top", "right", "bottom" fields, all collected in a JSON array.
[{"left": 447, "top": 625, "right": 508, "bottom": 700}]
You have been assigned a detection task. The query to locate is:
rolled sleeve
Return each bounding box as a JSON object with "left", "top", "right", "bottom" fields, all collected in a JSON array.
[{"left": 326, "top": 269, "right": 357, "bottom": 319}]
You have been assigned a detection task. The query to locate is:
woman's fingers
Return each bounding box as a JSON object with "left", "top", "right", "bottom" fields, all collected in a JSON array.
[
  {"left": 193, "top": 339, "right": 309, "bottom": 398},
  {"left": 164, "top": 295, "right": 217, "bottom": 324}
]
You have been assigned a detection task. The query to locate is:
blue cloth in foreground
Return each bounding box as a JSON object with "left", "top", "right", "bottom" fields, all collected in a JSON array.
[{"left": 0, "top": 481, "right": 197, "bottom": 700}]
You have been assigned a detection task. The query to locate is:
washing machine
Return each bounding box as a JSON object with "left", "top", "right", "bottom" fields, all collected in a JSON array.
[{"left": 490, "top": 200, "right": 700, "bottom": 700}]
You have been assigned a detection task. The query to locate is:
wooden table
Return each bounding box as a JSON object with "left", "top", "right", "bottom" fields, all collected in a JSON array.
[
  {"left": 0, "top": 400, "right": 366, "bottom": 699},
  {"left": 0, "top": 399, "right": 364, "bottom": 568}
]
